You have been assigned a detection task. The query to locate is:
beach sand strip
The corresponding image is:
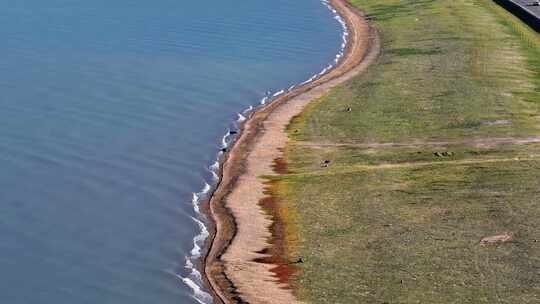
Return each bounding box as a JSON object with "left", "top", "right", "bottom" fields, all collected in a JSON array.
[{"left": 202, "top": 0, "right": 381, "bottom": 303}]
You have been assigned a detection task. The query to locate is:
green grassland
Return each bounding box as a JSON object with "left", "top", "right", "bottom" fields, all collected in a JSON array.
[{"left": 276, "top": 0, "right": 540, "bottom": 303}]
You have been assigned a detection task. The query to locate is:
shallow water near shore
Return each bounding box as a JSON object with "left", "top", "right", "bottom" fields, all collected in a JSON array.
[{"left": 0, "top": 0, "right": 341, "bottom": 303}]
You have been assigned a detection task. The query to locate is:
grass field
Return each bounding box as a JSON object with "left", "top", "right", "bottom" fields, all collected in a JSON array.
[{"left": 274, "top": 0, "right": 540, "bottom": 303}]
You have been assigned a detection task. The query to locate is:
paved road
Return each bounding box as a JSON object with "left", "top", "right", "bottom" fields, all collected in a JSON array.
[
  {"left": 507, "top": 0, "right": 540, "bottom": 19},
  {"left": 496, "top": 0, "right": 540, "bottom": 31}
]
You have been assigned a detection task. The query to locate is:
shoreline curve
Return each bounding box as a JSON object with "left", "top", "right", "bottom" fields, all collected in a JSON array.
[{"left": 200, "top": 0, "right": 380, "bottom": 303}]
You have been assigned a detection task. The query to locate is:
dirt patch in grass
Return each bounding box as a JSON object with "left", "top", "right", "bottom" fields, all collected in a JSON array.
[{"left": 293, "top": 136, "right": 540, "bottom": 150}]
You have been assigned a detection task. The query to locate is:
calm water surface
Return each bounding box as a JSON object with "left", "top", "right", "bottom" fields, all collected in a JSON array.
[{"left": 0, "top": 0, "right": 341, "bottom": 303}]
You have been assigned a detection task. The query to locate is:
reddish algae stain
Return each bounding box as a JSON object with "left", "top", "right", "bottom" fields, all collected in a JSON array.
[{"left": 254, "top": 156, "right": 297, "bottom": 287}]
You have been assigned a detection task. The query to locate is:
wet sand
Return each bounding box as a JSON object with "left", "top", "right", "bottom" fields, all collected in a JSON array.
[{"left": 201, "top": 0, "right": 380, "bottom": 303}]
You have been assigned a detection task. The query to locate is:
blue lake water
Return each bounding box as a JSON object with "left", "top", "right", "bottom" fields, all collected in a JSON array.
[{"left": 0, "top": 0, "right": 341, "bottom": 303}]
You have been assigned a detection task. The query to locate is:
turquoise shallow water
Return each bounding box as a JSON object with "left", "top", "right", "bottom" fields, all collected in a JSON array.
[{"left": 0, "top": 0, "right": 341, "bottom": 303}]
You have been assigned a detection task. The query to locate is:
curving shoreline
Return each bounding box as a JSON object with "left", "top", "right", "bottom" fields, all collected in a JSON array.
[{"left": 200, "top": 0, "right": 380, "bottom": 303}]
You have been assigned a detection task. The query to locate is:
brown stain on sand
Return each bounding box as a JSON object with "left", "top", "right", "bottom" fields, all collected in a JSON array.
[
  {"left": 254, "top": 156, "right": 298, "bottom": 288},
  {"left": 256, "top": 193, "right": 297, "bottom": 287},
  {"left": 272, "top": 153, "right": 289, "bottom": 175}
]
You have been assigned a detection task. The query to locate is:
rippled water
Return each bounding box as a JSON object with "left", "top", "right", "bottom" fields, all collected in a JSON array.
[{"left": 0, "top": 0, "right": 341, "bottom": 303}]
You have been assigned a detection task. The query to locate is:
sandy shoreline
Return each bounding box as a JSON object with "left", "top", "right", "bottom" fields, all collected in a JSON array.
[{"left": 200, "top": 0, "right": 380, "bottom": 303}]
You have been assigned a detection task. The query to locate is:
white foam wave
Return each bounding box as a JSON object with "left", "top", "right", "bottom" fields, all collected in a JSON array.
[
  {"left": 191, "top": 216, "right": 209, "bottom": 256},
  {"left": 201, "top": 182, "right": 211, "bottom": 195},
  {"left": 318, "top": 64, "right": 334, "bottom": 76},
  {"left": 188, "top": 184, "right": 211, "bottom": 258},
  {"left": 180, "top": 275, "right": 213, "bottom": 304},
  {"left": 221, "top": 131, "right": 230, "bottom": 148},
  {"left": 335, "top": 52, "right": 343, "bottom": 63},
  {"left": 186, "top": 258, "right": 194, "bottom": 270},
  {"left": 301, "top": 73, "right": 319, "bottom": 85},
  {"left": 191, "top": 193, "right": 200, "bottom": 213},
  {"left": 322, "top": 0, "right": 348, "bottom": 67},
  {"left": 184, "top": 184, "right": 213, "bottom": 303},
  {"left": 210, "top": 161, "right": 219, "bottom": 172},
  {"left": 272, "top": 89, "right": 285, "bottom": 97},
  {"left": 182, "top": 173, "right": 216, "bottom": 302},
  {"left": 243, "top": 105, "right": 254, "bottom": 113},
  {"left": 184, "top": 259, "right": 203, "bottom": 283},
  {"left": 260, "top": 96, "right": 269, "bottom": 105},
  {"left": 190, "top": 182, "right": 210, "bottom": 216},
  {"left": 296, "top": 2, "right": 349, "bottom": 85},
  {"left": 237, "top": 113, "right": 246, "bottom": 122}
]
